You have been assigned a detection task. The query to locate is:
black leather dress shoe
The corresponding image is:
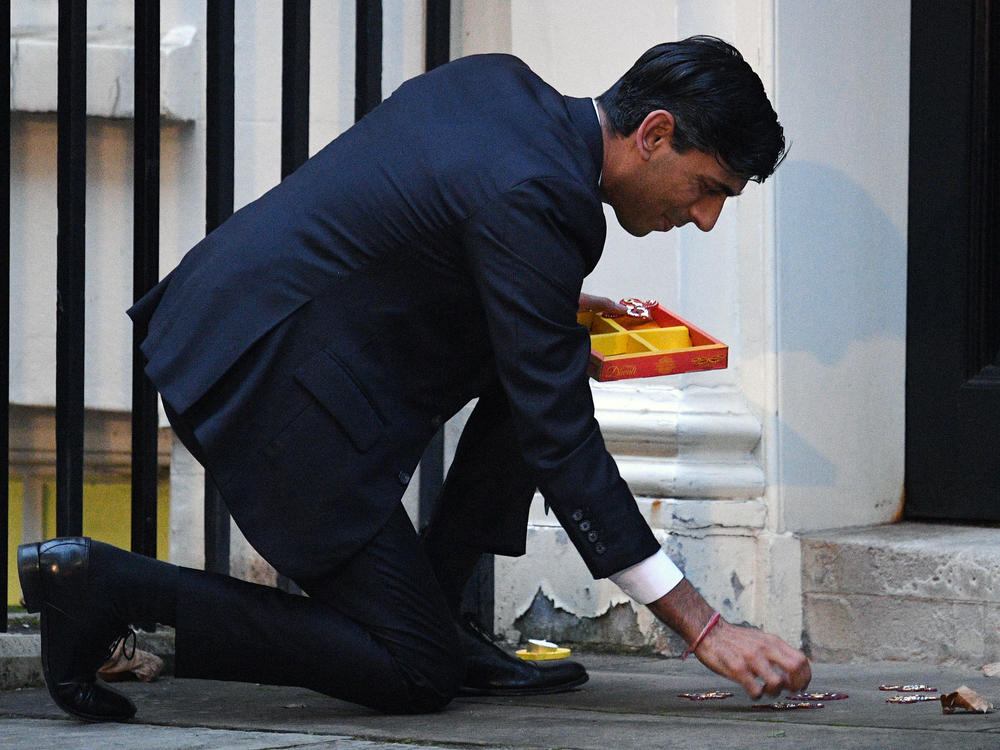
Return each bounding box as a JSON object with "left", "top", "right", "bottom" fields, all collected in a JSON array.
[
  {"left": 18, "top": 537, "right": 137, "bottom": 722},
  {"left": 457, "top": 617, "right": 588, "bottom": 696}
]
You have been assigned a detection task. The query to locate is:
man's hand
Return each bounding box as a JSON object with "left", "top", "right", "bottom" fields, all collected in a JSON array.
[
  {"left": 690, "top": 619, "right": 811, "bottom": 698},
  {"left": 647, "top": 578, "right": 811, "bottom": 699},
  {"left": 578, "top": 293, "right": 627, "bottom": 316}
]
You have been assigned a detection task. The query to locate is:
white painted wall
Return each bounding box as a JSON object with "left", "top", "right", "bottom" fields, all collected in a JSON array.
[{"left": 771, "top": 0, "right": 909, "bottom": 532}]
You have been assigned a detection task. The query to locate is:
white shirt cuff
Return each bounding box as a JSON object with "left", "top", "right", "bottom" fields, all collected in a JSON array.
[{"left": 608, "top": 549, "right": 684, "bottom": 605}]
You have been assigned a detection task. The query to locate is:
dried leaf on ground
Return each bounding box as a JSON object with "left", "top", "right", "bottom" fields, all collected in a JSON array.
[{"left": 940, "top": 686, "right": 994, "bottom": 714}]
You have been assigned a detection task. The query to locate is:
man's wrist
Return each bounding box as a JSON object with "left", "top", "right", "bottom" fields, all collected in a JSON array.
[
  {"left": 646, "top": 577, "right": 718, "bottom": 645},
  {"left": 681, "top": 611, "right": 722, "bottom": 659}
]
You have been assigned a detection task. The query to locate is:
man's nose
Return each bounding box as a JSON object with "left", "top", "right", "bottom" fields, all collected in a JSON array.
[{"left": 691, "top": 194, "right": 726, "bottom": 232}]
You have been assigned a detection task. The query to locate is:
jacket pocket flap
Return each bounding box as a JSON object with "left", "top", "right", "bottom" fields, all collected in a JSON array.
[{"left": 292, "top": 351, "right": 383, "bottom": 452}]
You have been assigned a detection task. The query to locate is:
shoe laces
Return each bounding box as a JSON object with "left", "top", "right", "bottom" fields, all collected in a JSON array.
[
  {"left": 463, "top": 614, "right": 498, "bottom": 641},
  {"left": 462, "top": 615, "right": 510, "bottom": 655},
  {"left": 107, "top": 628, "right": 137, "bottom": 661}
]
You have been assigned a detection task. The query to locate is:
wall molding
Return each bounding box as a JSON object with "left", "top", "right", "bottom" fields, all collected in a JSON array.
[
  {"left": 10, "top": 25, "right": 200, "bottom": 121},
  {"left": 593, "top": 381, "right": 766, "bottom": 509}
]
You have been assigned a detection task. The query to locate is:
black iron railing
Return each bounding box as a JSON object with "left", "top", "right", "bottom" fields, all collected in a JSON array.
[
  {"left": 132, "top": 0, "right": 162, "bottom": 569},
  {"left": 55, "top": 0, "right": 87, "bottom": 541},
  {"left": 203, "top": 0, "right": 235, "bottom": 577},
  {"left": 356, "top": 0, "right": 383, "bottom": 122},
  {"left": 3, "top": 1, "right": 465, "bottom": 631},
  {"left": 1, "top": 0, "right": 10, "bottom": 632}
]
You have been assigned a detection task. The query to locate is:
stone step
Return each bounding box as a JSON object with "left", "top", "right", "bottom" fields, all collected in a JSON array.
[
  {"left": 801, "top": 522, "right": 1000, "bottom": 668},
  {"left": 0, "top": 614, "right": 175, "bottom": 689}
]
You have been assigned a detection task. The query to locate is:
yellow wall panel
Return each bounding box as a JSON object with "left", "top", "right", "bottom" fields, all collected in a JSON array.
[
  {"left": 7, "top": 478, "right": 169, "bottom": 608},
  {"left": 6, "top": 480, "right": 24, "bottom": 610}
]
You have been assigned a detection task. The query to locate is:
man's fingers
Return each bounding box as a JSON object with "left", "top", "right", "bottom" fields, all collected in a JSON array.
[
  {"left": 754, "top": 660, "right": 788, "bottom": 697},
  {"left": 694, "top": 620, "right": 811, "bottom": 699},
  {"left": 577, "top": 293, "right": 627, "bottom": 315},
  {"left": 741, "top": 676, "right": 764, "bottom": 700},
  {"left": 786, "top": 658, "right": 811, "bottom": 691},
  {"left": 752, "top": 636, "right": 810, "bottom": 696},
  {"left": 765, "top": 638, "right": 812, "bottom": 691},
  {"left": 714, "top": 649, "right": 774, "bottom": 700},
  {"left": 741, "top": 645, "right": 790, "bottom": 697},
  {"left": 720, "top": 654, "right": 763, "bottom": 699}
]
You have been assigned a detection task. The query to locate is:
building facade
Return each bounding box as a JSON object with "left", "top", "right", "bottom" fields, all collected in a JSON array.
[{"left": 10, "top": 1, "right": 996, "bottom": 666}]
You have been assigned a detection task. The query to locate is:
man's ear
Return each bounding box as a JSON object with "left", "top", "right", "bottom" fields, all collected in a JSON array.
[{"left": 634, "top": 110, "right": 675, "bottom": 160}]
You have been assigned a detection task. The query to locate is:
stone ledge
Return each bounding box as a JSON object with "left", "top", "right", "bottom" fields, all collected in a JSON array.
[
  {"left": 10, "top": 25, "right": 200, "bottom": 121},
  {"left": 803, "top": 592, "right": 999, "bottom": 667},
  {"left": 802, "top": 522, "right": 1000, "bottom": 602},
  {"left": 0, "top": 633, "right": 42, "bottom": 690},
  {"left": 801, "top": 522, "right": 1000, "bottom": 667}
]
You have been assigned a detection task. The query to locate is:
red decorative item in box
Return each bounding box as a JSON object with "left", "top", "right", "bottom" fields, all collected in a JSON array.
[{"left": 578, "top": 303, "right": 728, "bottom": 381}]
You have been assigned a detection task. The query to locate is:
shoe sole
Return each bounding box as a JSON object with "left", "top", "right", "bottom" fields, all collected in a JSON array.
[
  {"left": 17, "top": 542, "right": 43, "bottom": 612},
  {"left": 458, "top": 672, "right": 589, "bottom": 697}
]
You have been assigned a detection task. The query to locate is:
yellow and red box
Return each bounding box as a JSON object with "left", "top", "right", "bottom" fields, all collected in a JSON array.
[{"left": 579, "top": 304, "right": 728, "bottom": 381}]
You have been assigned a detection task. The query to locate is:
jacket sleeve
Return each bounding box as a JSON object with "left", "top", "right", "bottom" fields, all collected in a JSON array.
[{"left": 460, "top": 177, "right": 661, "bottom": 579}]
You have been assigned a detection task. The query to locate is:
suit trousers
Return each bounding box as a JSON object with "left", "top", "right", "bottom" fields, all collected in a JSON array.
[
  {"left": 163, "top": 402, "right": 464, "bottom": 713},
  {"left": 155, "top": 297, "right": 533, "bottom": 712}
]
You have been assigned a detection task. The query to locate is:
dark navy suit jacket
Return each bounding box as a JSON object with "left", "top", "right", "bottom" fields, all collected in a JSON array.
[{"left": 131, "top": 54, "right": 661, "bottom": 582}]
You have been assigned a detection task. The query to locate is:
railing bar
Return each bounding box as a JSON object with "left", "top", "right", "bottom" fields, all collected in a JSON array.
[
  {"left": 203, "top": 0, "right": 235, "bottom": 576},
  {"left": 204, "top": 476, "right": 228, "bottom": 575},
  {"left": 424, "top": 0, "right": 450, "bottom": 72},
  {"left": 355, "top": 0, "right": 382, "bottom": 121},
  {"left": 55, "top": 0, "right": 87, "bottom": 538},
  {"left": 131, "top": 0, "right": 161, "bottom": 566},
  {"left": 2, "top": 0, "right": 11, "bottom": 630},
  {"left": 206, "top": 1, "right": 235, "bottom": 232},
  {"left": 281, "top": 0, "right": 310, "bottom": 179}
]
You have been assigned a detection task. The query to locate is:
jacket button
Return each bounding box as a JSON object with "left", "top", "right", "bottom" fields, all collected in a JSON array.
[
  {"left": 594, "top": 542, "right": 607, "bottom": 555},
  {"left": 579, "top": 520, "right": 591, "bottom": 531},
  {"left": 587, "top": 531, "right": 598, "bottom": 543},
  {"left": 570, "top": 509, "right": 584, "bottom": 522},
  {"left": 398, "top": 471, "right": 411, "bottom": 485}
]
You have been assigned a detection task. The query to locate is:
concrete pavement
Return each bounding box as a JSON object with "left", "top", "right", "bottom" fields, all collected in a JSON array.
[{"left": 2, "top": 653, "right": 998, "bottom": 749}]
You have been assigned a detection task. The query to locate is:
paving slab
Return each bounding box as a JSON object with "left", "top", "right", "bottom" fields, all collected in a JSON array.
[
  {"left": 2, "top": 654, "right": 998, "bottom": 749},
  {"left": 3, "top": 719, "right": 428, "bottom": 750}
]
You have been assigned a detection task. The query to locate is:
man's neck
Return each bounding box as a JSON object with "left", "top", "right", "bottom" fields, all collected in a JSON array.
[{"left": 594, "top": 100, "right": 628, "bottom": 205}]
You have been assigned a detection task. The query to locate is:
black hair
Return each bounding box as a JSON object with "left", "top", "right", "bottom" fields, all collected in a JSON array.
[{"left": 597, "top": 36, "right": 786, "bottom": 182}]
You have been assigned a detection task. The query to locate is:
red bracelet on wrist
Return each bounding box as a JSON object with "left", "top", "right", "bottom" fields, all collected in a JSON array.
[{"left": 681, "top": 611, "right": 721, "bottom": 660}]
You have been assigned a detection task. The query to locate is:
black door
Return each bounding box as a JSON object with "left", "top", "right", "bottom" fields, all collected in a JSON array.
[{"left": 906, "top": 0, "right": 1000, "bottom": 521}]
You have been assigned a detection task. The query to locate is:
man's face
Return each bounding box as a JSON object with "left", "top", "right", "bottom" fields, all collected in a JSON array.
[{"left": 603, "top": 113, "right": 748, "bottom": 237}]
